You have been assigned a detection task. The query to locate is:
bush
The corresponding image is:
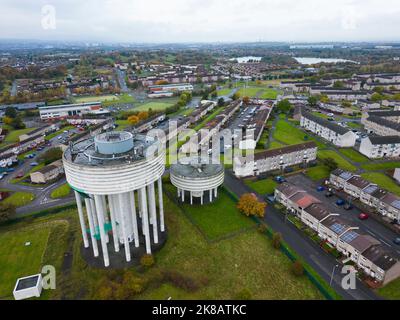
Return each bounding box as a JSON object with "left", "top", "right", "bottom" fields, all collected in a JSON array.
[
  {"left": 140, "top": 254, "right": 155, "bottom": 268},
  {"left": 0, "top": 203, "right": 16, "bottom": 223},
  {"left": 258, "top": 223, "right": 267, "bottom": 234},
  {"left": 291, "top": 260, "right": 304, "bottom": 277},
  {"left": 272, "top": 232, "right": 282, "bottom": 249},
  {"left": 235, "top": 288, "right": 252, "bottom": 300},
  {"left": 161, "top": 270, "right": 199, "bottom": 292},
  {"left": 38, "top": 147, "right": 63, "bottom": 165}
]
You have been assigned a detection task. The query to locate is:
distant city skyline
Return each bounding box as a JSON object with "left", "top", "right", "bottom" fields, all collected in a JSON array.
[{"left": 1, "top": 0, "right": 400, "bottom": 43}]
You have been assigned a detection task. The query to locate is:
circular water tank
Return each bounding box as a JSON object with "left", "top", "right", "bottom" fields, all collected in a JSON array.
[{"left": 94, "top": 131, "right": 134, "bottom": 155}]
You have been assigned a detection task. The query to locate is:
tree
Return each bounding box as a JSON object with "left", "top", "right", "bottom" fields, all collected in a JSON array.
[
  {"left": 2, "top": 116, "right": 13, "bottom": 125},
  {"left": 320, "top": 95, "right": 329, "bottom": 104},
  {"left": 237, "top": 193, "right": 266, "bottom": 218},
  {"left": 371, "top": 92, "right": 384, "bottom": 102},
  {"left": 321, "top": 157, "right": 338, "bottom": 172},
  {"left": 308, "top": 96, "right": 318, "bottom": 106},
  {"left": 291, "top": 260, "right": 304, "bottom": 276},
  {"left": 333, "top": 81, "right": 344, "bottom": 89},
  {"left": 10, "top": 117, "right": 26, "bottom": 129},
  {"left": 140, "top": 254, "right": 155, "bottom": 268},
  {"left": 38, "top": 147, "right": 63, "bottom": 165},
  {"left": 232, "top": 92, "right": 241, "bottom": 101},
  {"left": 0, "top": 202, "right": 16, "bottom": 223},
  {"left": 242, "top": 96, "right": 250, "bottom": 105},
  {"left": 5, "top": 107, "right": 17, "bottom": 118},
  {"left": 128, "top": 115, "right": 140, "bottom": 125},
  {"left": 276, "top": 99, "right": 292, "bottom": 114},
  {"left": 137, "top": 111, "right": 149, "bottom": 121},
  {"left": 217, "top": 97, "right": 225, "bottom": 107},
  {"left": 272, "top": 232, "right": 282, "bottom": 249}
]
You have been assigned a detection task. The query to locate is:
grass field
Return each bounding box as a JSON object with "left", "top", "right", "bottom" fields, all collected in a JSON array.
[
  {"left": 2, "top": 191, "right": 35, "bottom": 207},
  {"left": 245, "top": 178, "right": 277, "bottom": 195},
  {"left": 268, "top": 141, "right": 285, "bottom": 150},
  {"left": 103, "top": 94, "right": 135, "bottom": 107},
  {"left": 259, "top": 88, "right": 281, "bottom": 100},
  {"left": 361, "top": 172, "right": 400, "bottom": 196},
  {"left": 74, "top": 95, "right": 118, "bottom": 104},
  {"left": 50, "top": 184, "right": 71, "bottom": 199},
  {"left": 0, "top": 226, "right": 52, "bottom": 297},
  {"left": 317, "top": 150, "right": 357, "bottom": 172},
  {"left": 339, "top": 148, "right": 369, "bottom": 163},
  {"left": 306, "top": 166, "right": 331, "bottom": 181},
  {"left": 134, "top": 101, "right": 175, "bottom": 112},
  {"left": 217, "top": 88, "right": 232, "bottom": 96},
  {"left": 273, "top": 120, "right": 325, "bottom": 148},
  {"left": 237, "top": 87, "right": 262, "bottom": 98},
  {"left": 361, "top": 162, "right": 400, "bottom": 171},
  {"left": 378, "top": 278, "right": 400, "bottom": 300},
  {"left": 2, "top": 128, "right": 36, "bottom": 145},
  {"left": 166, "top": 185, "right": 254, "bottom": 240},
  {"left": 115, "top": 120, "right": 131, "bottom": 130}
]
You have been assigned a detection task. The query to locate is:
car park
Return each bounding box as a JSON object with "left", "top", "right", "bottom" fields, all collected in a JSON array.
[
  {"left": 30, "top": 162, "right": 39, "bottom": 167},
  {"left": 344, "top": 203, "right": 353, "bottom": 210},
  {"left": 336, "top": 199, "right": 345, "bottom": 206},
  {"left": 317, "top": 186, "right": 325, "bottom": 192}
]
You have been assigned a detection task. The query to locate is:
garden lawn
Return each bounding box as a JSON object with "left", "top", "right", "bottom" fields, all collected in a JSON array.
[
  {"left": 259, "top": 88, "right": 281, "bottom": 100},
  {"left": 361, "top": 162, "right": 400, "bottom": 171},
  {"left": 339, "top": 148, "right": 369, "bottom": 163},
  {"left": 166, "top": 185, "right": 254, "bottom": 240},
  {"left": 74, "top": 95, "right": 118, "bottom": 104},
  {"left": 245, "top": 178, "right": 277, "bottom": 195},
  {"left": 273, "top": 120, "right": 325, "bottom": 148},
  {"left": 2, "top": 191, "right": 35, "bottom": 207},
  {"left": 317, "top": 150, "right": 357, "bottom": 172},
  {"left": 0, "top": 226, "right": 52, "bottom": 297},
  {"left": 361, "top": 172, "right": 400, "bottom": 196},
  {"left": 268, "top": 141, "right": 285, "bottom": 150},
  {"left": 306, "top": 166, "right": 330, "bottom": 181},
  {"left": 135, "top": 101, "right": 175, "bottom": 112},
  {"left": 50, "top": 184, "right": 71, "bottom": 199},
  {"left": 103, "top": 94, "right": 135, "bottom": 106},
  {"left": 3, "top": 128, "right": 36, "bottom": 144},
  {"left": 378, "top": 278, "right": 400, "bottom": 300},
  {"left": 217, "top": 88, "right": 232, "bottom": 96}
]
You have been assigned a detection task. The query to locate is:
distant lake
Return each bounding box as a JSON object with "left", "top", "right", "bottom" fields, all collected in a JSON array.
[
  {"left": 294, "top": 57, "right": 358, "bottom": 65},
  {"left": 230, "top": 56, "right": 262, "bottom": 63}
]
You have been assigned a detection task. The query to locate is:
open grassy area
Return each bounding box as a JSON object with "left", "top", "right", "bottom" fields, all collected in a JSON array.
[
  {"left": 237, "top": 87, "right": 262, "bottom": 98},
  {"left": 306, "top": 166, "right": 331, "bottom": 181},
  {"left": 378, "top": 278, "right": 400, "bottom": 300},
  {"left": 245, "top": 178, "right": 277, "bottom": 195},
  {"left": 134, "top": 101, "right": 175, "bottom": 112},
  {"left": 193, "top": 107, "right": 225, "bottom": 131},
  {"left": 361, "top": 162, "right": 400, "bottom": 171},
  {"left": 2, "top": 191, "right": 35, "bottom": 207},
  {"left": 273, "top": 120, "right": 325, "bottom": 148},
  {"left": 0, "top": 225, "right": 52, "bottom": 297},
  {"left": 74, "top": 95, "right": 118, "bottom": 104},
  {"left": 2, "top": 128, "right": 36, "bottom": 146},
  {"left": 339, "top": 148, "right": 369, "bottom": 163},
  {"left": 259, "top": 88, "right": 281, "bottom": 100},
  {"left": 217, "top": 88, "right": 232, "bottom": 96},
  {"left": 50, "top": 184, "right": 71, "bottom": 199},
  {"left": 11, "top": 163, "right": 46, "bottom": 184},
  {"left": 165, "top": 184, "right": 254, "bottom": 240},
  {"left": 361, "top": 172, "right": 400, "bottom": 196},
  {"left": 103, "top": 94, "right": 135, "bottom": 107},
  {"left": 317, "top": 150, "right": 357, "bottom": 172},
  {"left": 268, "top": 141, "right": 285, "bottom": 150}
]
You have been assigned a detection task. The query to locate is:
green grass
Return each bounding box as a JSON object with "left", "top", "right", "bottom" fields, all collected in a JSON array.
[
  {"left": 103, "top": 94, "right": 135, "bottom": 107},
  {"left": 168, "top": 186, "right": 254, "bottom": 240},
  {"left": 268, "top": 141, "right": 286, "bottom": 150},
  {"left": 306, "top": 166, "right": 331, "bottom": 181},
  {"left": 273, "top": 120, "right": 325, "bottom": 148},
  {"left": 74, "top": 95, "right": 118, "bottom": 104},
  {"left": 2, "top": 192, "right": 35, "bottom": 207},
  {"left": 237, "top": 87, "right": 262, "bottom": 98},
  {"left": 45, "top": 126, "right": 75, "bottom": 141},
  {"left": 50, "top": 184, "right": 71, "bottom": 199},
  {"left": 115, "top": 120, "right": 131, "bottom": 130},
  {"left": 245, "top": 178, "right": 277, "bottom": 195},
  {"left": 361, "top": 172, "right": 400, "bottom": 196},
  {"left": 361, "top": 162, "right": 400, "bottom": 171},
  {"left": 2, "top": 128, "right": 36, "bottom": 145},
  {"left": 0, "top": 226, "right": 52, "bottom": 297},
  {"left": 317, "top": 150, "right": 357, "bottom": 172},
  {"left": 347, "top": 122, "right": 362, "bottom": 129},
  {"left": 339, "top": 148, "right": 369, "bottom": 163},
  {"left": 11, "top": 163, "right": 46, "bottom": 184},
  {"left": 311, "top": 112, "right": 330, "bottom": 120},
  {"left": 259, "top": 88, "right": 281, "bottom": 100},
  {"left": 217, "top": 88, "right": 232, "bottom": 96},
  {"left": 378, "top": 278, "right": 400, "bottom": 300},
  {"left": 193, "top": 107, "right": 225, "bottom": 131},
  {"left": 134, "top": 101, "right": 175, "bottom": 112}
]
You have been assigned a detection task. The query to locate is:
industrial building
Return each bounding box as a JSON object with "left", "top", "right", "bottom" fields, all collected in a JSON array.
[
  {"left": 63, "top": 131, "right": 166, "bottom": 267},
  {"left": 170, "top": 157, "right": 224, "bottom": 205},
  {"left": 39, "top": 102, "right": 111, "bottom": 120}
]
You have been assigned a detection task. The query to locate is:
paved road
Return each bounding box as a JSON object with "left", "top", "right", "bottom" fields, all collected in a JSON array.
[
  {"left": 115, "top": 68, "right": 129, "bottom": 93},
  {"left": 224, "top": 171, "right": 382, "bottom": 300}
]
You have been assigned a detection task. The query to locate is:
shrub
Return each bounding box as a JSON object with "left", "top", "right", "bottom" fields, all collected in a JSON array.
[
  {"left": 140, "top": 254, "right": 155, "bottom": 268},
  {"left": 258, "top": 223, "right": 267, "bottom": 234},
  {"left": 272, "top": 232, "right": 282, "bottom": 249},
  {"left": 291, "top": 260, "right": 304, "bottom": 277},
  {"left": 161, "top": 270, "right": 199, "bottom": 292}
]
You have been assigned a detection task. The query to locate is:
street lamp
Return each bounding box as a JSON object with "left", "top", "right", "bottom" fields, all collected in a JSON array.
[{"left": 330, "top": 264, "right": 340, "bottom": 286}]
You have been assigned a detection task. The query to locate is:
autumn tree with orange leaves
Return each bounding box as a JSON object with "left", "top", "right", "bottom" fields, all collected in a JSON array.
[{"left": 237, "top": 193, "right": 266, "bottom": 218}]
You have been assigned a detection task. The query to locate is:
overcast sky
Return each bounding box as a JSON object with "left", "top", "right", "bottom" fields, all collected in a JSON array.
[{"left": 1, "top": 0, "right": 400, "bottom": 43}]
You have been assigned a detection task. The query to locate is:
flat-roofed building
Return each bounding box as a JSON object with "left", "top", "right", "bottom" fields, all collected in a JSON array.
[{"left": 39, "top": 102, "right": 110, "bottom": 120}]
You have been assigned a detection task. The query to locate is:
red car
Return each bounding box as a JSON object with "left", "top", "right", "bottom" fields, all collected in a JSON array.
[
  {"left": 16, "top": 172, "right": 24, "bottom": 179},
  {"left": 359, "top": 213, "right": 369, "bottom": 220}
]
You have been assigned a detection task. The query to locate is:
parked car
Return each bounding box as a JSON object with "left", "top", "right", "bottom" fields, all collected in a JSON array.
[
  {"left": 317, "top": 186, "right": 325, "bottom": 192},
  {"left": 275, "top": 176, "right": 286, "bottom": 183},
  {"left": 16, "top": 172, "right": 24, "bottom": 179},
  {"left": 30, "top": 162, "right": 39, "bottom": 167},
  {"left": 344, "top": 203, "right": 353, "bottom": 210},
  {"left": 7, "top": 168, "right": 15, "bottom": 172},
  {"left": 358, "top": 213, "right": 369, "bottom": 220},
  {"left": 0, "top": 174, "right": 4, "bottom": 180},
  {"left": 336, "top": 199, "right": 345, "bottom": 206},
  {"left": 393, "top": 238, "right": 400, "bottom": 245},
  {"left": 325, "top": 191, "right": 333, "bottom": 197}
]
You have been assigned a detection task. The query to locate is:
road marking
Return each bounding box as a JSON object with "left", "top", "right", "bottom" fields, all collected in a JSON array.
[
  {"left": 379, "top": 239, "right": 392, "bottom": 247},
  {"left": 366, "top": 230, "right": 377, "bottom": 237}
]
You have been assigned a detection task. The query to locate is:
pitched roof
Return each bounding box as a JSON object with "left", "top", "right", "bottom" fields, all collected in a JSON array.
[
  {"left": 368, "top": 135, "right": 400, "bottom": 145},
  {"left": 302, "top": 111, "right": 351, "bottom": 135},
  {"left": 362, "top": 245, "right": 399, "bottom": 271},
  {"left": 254, "top": 141, "right": 317, "bottom": 161}
]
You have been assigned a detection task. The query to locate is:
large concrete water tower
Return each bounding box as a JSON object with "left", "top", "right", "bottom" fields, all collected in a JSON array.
[{"left": 63, "top": 131, "right": 166, "bottom": 267}]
